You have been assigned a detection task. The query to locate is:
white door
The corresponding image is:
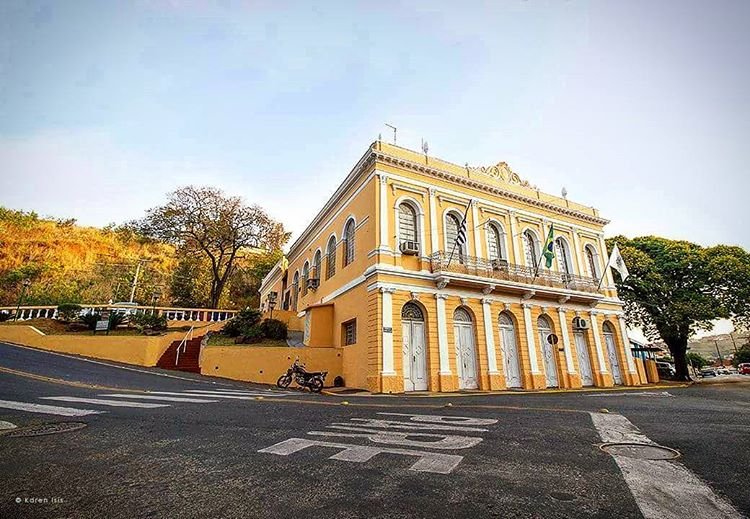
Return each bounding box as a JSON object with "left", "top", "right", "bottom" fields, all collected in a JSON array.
[
  {"left": 403, "top": 320, "right": 427, "bottom": 391},
  {"left": 538, "top": 319, "right": 558, "bottom": 388},
  {"left": 455, "top": 323, "right": 478, "bottom": 390},
  {"left": 499, "top": 314, "right": 522, "bottom": 388},
  {"left": 604, "top": 331, "right": 623, "bottom": 385},
  {"left": 574, "top": 331, "right": 594, "bottom": 386}
]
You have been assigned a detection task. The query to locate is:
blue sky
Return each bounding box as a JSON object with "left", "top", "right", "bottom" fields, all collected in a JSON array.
[{"left": 1, "top": 0, "right": 748, "bottom": 248}]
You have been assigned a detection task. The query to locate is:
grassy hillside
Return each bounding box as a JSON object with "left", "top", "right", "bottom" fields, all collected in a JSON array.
[{"left": 0, "top": 207, "right": 176, "bottom": 306}]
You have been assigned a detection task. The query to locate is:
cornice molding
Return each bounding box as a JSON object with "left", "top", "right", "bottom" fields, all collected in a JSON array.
[{"left": 374, "top": 150, "right": 609, "bottom": 226}]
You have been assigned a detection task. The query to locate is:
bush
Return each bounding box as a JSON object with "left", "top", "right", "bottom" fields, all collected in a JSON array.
[
  {"left": 222, "top": 308, "right": 262, "bottom": 337},
  {"left": 57, "top": 303, "right": 82, "bottom": 322},
  {"left": 237, "top": 325, "right": 265, "bottom": 344},
  {"left": 260, "top": 318, "right": 287, "bottom": 340},
  {"left": 131, "top": 312, "right": 168, "bottom": 333},
  {"left": 78, "top": 312, "right": 102, "bottom": 331}
]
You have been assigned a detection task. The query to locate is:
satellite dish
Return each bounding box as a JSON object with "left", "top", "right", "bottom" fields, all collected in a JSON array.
[
  {"left": 561, "top": 187, "right": 568, "bottom": 199},
  {"left": 422, "top": 140, "right": 429, "bottom": 154}
]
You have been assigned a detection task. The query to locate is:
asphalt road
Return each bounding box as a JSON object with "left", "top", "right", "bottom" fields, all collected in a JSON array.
[{"left": 1, "top": 342, "right": 748, "bottom": 519}]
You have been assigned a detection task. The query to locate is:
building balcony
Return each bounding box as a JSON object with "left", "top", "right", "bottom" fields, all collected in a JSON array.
[{"left": 429, "top": 251, "right": 603, "bottom": 302}]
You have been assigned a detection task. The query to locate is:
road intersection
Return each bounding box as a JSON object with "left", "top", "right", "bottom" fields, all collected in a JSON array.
[{"left": 1, "top": 341, "right": 747, "bottom": 518}]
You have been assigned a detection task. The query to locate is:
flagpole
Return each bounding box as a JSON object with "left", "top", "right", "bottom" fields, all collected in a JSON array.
[
  {"left": 597, "top": 247, "right": 612, "bottom": 290},
  {"left": 446, "top": 200, "right": 472, "bottom": 268},
  {"left": 531, "top": 224, "right": 552, "bottom": 282}
]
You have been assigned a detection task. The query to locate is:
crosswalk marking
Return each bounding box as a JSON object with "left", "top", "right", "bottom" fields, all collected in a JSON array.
[
  {"left": 0, "top": 399, "right": 105, "bottom": 417},
  {"left": 147, "top": 391, "right": 264, "bottom": 400},
  {"left": 41, "top": 396, "right": 170, "bottom": 408},
  {"left": 101, "top": 394, "right": 218, "bottom": 403}
]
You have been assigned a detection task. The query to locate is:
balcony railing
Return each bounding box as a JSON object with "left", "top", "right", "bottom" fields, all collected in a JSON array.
[{"left": 429, "top": 251, "right": 600, "bottom": 294}]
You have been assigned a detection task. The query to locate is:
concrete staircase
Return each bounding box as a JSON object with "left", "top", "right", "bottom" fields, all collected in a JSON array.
[{"left": 156, "top": 336, "right": 203, "bottom": 373}]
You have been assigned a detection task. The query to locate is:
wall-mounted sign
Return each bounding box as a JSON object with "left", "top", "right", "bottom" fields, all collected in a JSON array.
[
  {"left": 95, "top": 320, "right": 109, "bottom": 332},
  {"left": 383, "top": 327, "right": 393, "bottom": 333}
]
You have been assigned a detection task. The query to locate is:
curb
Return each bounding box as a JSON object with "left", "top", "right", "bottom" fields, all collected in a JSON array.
[{"left": 321, "top": 383, "right": 690, "bottom": 398}]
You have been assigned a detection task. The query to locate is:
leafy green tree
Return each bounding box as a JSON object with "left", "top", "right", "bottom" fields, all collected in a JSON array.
[
  {"left": 734, "top": 344, "right": 750, "bottom": 366},
  {"left": 608, "top": 236, "right": 750, "bottom": 381},
  {"left": 133, "top": 186, "right": 290, "bottom": 308},
  {"left": 686, "top": 352, "right": 708, "bottom": 369}
]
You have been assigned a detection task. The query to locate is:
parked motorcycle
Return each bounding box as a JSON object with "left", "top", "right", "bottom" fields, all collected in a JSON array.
[{"left": 277, "top": 358, "right": 327, "bottom": 393}]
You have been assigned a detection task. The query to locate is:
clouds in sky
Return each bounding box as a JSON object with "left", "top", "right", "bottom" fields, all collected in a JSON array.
[{"left": 0, "top": 0, "right": 748, "bottom": 247}]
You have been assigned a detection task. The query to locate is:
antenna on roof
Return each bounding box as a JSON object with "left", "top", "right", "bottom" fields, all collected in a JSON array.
[
  {"left": 421, "top": 139, "right": 429, "bottom": 155},
  {"left": 385, "top": 123, "right": 397, "bottom": 145},
  {"left": 561, "top": 187, "right": 568, "bottom": 199}
]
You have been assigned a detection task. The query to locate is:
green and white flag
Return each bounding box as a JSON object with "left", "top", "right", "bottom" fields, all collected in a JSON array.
[{"left": 542, "top": 224, "right": 555, "bottom": 269}]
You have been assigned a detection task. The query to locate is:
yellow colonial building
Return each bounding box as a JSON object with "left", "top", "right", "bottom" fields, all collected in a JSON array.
[{"left": 260, "top": 140, "right": 641, "bottom": 393}]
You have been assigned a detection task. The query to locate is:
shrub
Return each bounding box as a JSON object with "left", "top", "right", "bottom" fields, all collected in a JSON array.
[
  {"left": 222, "top": 308, "right": 262, "bottom": 337},
  {"left": 260, "top": 318, "right": 287, "bottom": 340},
  {"left": 238, "top": 325, "right": 264, "bottom": 344},
  {"left": 78, "top": 312, "right": 102, "bottom": 331},
  {"left": 131, "top": 312, "right": 168, "bottom": 333},
  {"left": 57, "top": 303, "right": 82, "bottom": 322}
]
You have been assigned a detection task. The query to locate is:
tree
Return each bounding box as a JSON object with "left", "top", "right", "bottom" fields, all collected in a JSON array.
[
  {"left": 608, "top": 236, "right": 750, "bottom": 381},
  {"left": 686, "top": 352, "right": 708, "bottom": 370},
  {"left": 734, "top": 344, "right": 750, "bottom": 366},
  {"left": 134, "top": 186, "right": 290, "bottom": 308}
]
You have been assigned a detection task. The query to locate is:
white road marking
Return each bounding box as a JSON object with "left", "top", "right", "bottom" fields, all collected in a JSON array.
[
  {"left": 41, "top": 396, "right": 170, "bottom": 408},
  {"left": 585, "top": 391, "right": 674, "bottom": 398},
  {"left": 0, "top": 399, "right": 104, "bottom": 417},
  {"left": 0, "top": 420, "right": 18, "bottom": 430},
  {"left": 309, "top": 426, "right": 482, "bottom": 449},
  {"left": 100, "top": 394, "right": 218, "bottom": 403},
  {"left": 590, "top": 412, "right": 741, "bottom": 519},
  {"left": 378, "top": 413, "right": 498, "bottom": 425},
  {"left": 183, "top": 390, "right": 284, "bottom": 397},
  {"left": 145, "top": 391, "right": 264, "bottom": 400},
  {"left": 258, "top": 438, "right": 464, "bottom": 474}
]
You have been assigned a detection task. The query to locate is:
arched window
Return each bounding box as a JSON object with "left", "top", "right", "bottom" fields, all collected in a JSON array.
[
  {"left": 453, "top": 307, "right": 472, "bottom": 322},
  {"left": 445, "top": 212, "right": 466, "bottom": 263},
  {"left": 487, "top": 222, "right": 505, "bottom": 261},
  {"left": 312, "top": 250, "right": 322, "bottom": 281},
  {"left": 302, "top": 261, "right": 310, "bottom": 296},
  {"left": 398, "top": 203, "right": 418, "bottom": 243},
  {"left": 602, "top": 321, "right": 615, "bottom": 335},
  {"left": 523, "top": 230, "right": 539, "bottom": 268},
  {"left": 343, "top": 219, "right": 355, "bottom": 266},
  {"left": 555, "top": 237, "right": 572, "bottom": 275},
  {"left": 401, "top": 302, "right": 424, "bottom": 321},
  {"left": 585, "top": 245, "right": 600, "bottom": 278},
  {"left": 326, "top": 236, "right": 337, "bottom": 279},
  {"left": 292, "top": 271, "right": 299, "bottom": 311}
]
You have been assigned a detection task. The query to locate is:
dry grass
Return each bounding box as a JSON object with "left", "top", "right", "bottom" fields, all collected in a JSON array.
[{"left": 206, "top": 334, "right": 288, "bottom": 347}]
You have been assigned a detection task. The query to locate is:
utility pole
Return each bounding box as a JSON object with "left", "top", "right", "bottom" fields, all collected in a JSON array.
[
  {"left": 729, "top": 332, "right": 739, "bottom": 354},
  {"left": 714, "top": 339, "right": 723, "bottom": 366},
  {"left": 129, "top": 260, "right": 146, "bottom": 303}
]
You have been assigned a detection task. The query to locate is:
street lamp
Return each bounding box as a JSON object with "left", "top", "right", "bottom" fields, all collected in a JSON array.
[
  {"left": 267, "top": 292, "right": 278, "bottom": 320},
  {"left": 13, "top": 278, "right": 31, "bottom": 322},
  {"left": 151, "top": 288, "right": 162, "bottom": 314}
]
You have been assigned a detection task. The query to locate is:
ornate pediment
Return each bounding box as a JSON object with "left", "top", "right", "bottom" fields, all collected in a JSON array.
[{"left": 468, "top": 162, "right": 532, "bottom": 188}]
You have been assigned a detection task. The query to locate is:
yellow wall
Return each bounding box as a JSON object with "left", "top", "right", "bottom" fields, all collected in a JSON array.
[
  {"left": 200, "top": 344, "right": 343, "bottom": 385},
  {"left": 0, "top": 326, "right": 179, "bottom": 366}
]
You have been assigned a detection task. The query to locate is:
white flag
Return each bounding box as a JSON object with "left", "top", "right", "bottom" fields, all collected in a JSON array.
[{"left": 608, "top": 243, "right": 629, "bottom": 281}]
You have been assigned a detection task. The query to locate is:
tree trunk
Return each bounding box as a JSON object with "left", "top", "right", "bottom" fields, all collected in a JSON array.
[{"left": 665, "top": 336, "right": 692, "bottom": 381}]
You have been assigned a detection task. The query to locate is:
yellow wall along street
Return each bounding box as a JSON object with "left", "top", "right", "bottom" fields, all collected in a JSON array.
[{"left": 258, "top": 140, "right": 642, "bottom": 393}]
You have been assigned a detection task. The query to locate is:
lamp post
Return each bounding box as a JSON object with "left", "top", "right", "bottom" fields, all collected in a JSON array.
[
  {"left": 267, "top": 292, "right": 278, "bottom": 320},
  {"left": 151, "top": 289, "right": 162, "bottom": 315},
  {"left": 13, "top": 278, "right": 31, "bottom": 322}
]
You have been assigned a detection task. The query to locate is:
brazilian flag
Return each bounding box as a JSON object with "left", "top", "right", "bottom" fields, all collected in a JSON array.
[{"left": 542, "top": 224, "right": 555, "bottom": 268}]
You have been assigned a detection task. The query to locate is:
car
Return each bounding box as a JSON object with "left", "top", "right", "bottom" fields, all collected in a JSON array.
[
  {"left": 716, "top": 367, "right": 731, "bottom": 375},
  {"left": 739, "top": 363, "right": 750, "bottom": 375},
  {"left": 699, "top": 368, "right": 717, "bottom": 377},
  {"left": 656, "top": 362, "right": 676, "bottom": 379}
]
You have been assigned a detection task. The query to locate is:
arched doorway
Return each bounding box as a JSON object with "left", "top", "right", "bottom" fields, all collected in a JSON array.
[
  {"left": 573, "top": 327, "right": 594, "bottom": 387},
  {"left": 402, "top": 302, "right": 427, "bottom": 391},
  {"left": 603, "top": 321, "right": 623, "bottom": 384},
  {"left": 453, "top": 307, "right": 478, "bottom": 389},
  {"left": 499, "top": 312, "right": 522, "bottom": 388},
  {"left": 537, "top": 315, "right": 559, "bottom": 388}
]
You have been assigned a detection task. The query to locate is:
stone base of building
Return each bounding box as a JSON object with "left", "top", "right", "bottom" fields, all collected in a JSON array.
[
  {"left": 439, "top": 372, "right": 457, "bottom": 392},
  {"left": 593, "top": 372, "right": 615, "bottom": 388},
  {"left": 622, "top": 371, "right": 641, "bottom": 386},
  {"left": 487, "top": 372, "right": 506, "bottom": 391}
]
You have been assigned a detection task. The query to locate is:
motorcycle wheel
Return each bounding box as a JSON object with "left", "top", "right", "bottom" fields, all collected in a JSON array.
[
  {"left": 276, "top": 374, "right": 292, "bottom": 388},
  {"left": 309, "top": 377, "right": 324, "bottom": 393}
]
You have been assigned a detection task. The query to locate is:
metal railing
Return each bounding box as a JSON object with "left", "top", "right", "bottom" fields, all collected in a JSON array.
[
  {"left": 0, "top": 304, "right": 238, "bottom": 323},
  {"left": 174, "top": 325, "right": 194, "bottom": 366},
  {"left": 429, "top": 251, "right": 600, "bottom": 293}
]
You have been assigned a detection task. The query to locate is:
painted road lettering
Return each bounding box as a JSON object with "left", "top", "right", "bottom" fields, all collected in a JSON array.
[{"left": 258, "top": 413, "right": 497, "bottom": 474}]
